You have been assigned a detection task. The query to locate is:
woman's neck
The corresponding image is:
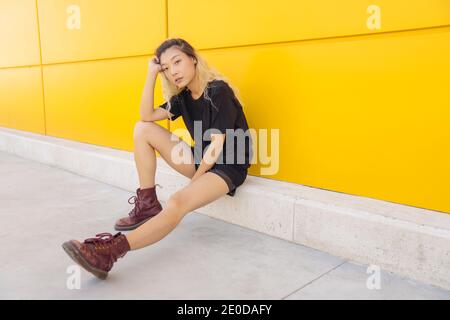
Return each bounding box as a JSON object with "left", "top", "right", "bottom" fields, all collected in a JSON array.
[{"left": 187, "top": 77, "right": 205, "bottom": 99}]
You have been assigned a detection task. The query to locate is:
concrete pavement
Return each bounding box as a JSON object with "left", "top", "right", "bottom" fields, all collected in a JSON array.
[{"left": 1, "top": 150, "right": 449, "bottom": 300}]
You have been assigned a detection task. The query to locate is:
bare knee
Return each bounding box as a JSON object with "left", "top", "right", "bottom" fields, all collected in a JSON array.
[
  {"left": 133, "top": 120, "right": 159, "bottom": 141},
  {"left": 166, "top": 191, "right": 189, "bottom": 217}
]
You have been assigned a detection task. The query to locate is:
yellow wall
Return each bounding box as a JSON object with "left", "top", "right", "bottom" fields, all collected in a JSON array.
[{"left": 0, "top": 0, "right": 449, "bottom": 213}]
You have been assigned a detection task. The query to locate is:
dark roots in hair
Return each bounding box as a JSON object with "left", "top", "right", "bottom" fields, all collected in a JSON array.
[{"left": 155, "top": 38, "right": 197, "bottom": 65}]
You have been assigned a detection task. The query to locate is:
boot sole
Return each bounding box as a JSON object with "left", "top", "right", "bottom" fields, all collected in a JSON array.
[
  {"left": 62, "top": 241, "right": 108, "bottom": 280},
  {"left": 114, "top": 215, "right": 156, "bottom": 231}
]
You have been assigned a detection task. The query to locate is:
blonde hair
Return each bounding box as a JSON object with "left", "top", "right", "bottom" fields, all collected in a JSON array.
[{"left": 155, "top": 38, "right": 243, "bottom": 120}]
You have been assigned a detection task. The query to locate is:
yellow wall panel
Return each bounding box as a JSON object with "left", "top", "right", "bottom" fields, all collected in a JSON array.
[
  {"left": 38, "top": 0, "right": 166, "bottom": 64},
  {"left": 2, "top": 1, "right": 449, "bottom": 214},
  {"left": 193, "top": 27, "right": 450, "bottom": 213},
  {"left": 0, "top": 0, "right": 40, "bottom": 67},
  {"left": 0, "top": 66, "right": 45, "bottom": 133},
  {"left": 43, "top": 56, "right": 168, "bottom": 152},
  {"left": 170, "top": 0, "right": 450, "bottom": 48}
]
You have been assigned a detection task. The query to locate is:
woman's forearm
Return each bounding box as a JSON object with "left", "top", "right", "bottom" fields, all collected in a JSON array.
[
  {"left": 139, "top": 71, "right": 158, "bottom": 120},
  {"left": 191, "top": 135, "right": 225, "bottom": 180}
]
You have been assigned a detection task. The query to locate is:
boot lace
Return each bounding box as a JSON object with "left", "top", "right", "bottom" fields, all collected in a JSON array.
[
  {"left": 128, "top": 184, "right": 162, "bottom": 217},
  {"left": 84, "top": 232, "right": 118, "bottom": 247},
  {"left": 83, "top": 232, "right": 126, "bottom": 262}
]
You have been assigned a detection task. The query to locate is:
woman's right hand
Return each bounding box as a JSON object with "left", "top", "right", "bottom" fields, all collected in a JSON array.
[{"left": 148, "top": 56, "right": 162, "bottom": 76}]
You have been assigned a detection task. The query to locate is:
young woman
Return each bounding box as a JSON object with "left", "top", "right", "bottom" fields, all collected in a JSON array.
[{"left": 62, "top": 38, "right": 253, "bottom": 279}]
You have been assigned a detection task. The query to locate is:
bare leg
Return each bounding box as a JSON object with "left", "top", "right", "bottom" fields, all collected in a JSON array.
[
  {"left": 133, "top": 136, "right": 157, "bottom": 189},
  {"left": 133, "top": 121, "right": 196, "bottom": 189},
  {"left": 126, "top": 172, "right": 229, "bottom": 250}
]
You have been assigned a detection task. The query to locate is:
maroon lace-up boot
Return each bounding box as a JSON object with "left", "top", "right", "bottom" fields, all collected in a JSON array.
[
  {"left": 114, "top": 184, "right": 163, "bottom": 231},
  {"left": 62, "top": 232, "right": 131, "bottom": 279}
]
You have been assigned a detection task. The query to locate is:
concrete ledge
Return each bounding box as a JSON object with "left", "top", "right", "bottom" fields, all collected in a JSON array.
[{"left": 1, "top": 126, "right": 449, "bottom": 291}]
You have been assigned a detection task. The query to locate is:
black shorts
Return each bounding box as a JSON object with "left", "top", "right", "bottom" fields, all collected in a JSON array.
[{"left": 191, "top": 146, "right": 247, "bottom": 197}]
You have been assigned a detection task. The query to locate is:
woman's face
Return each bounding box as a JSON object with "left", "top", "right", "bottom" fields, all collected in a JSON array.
[{"left": 159, "top": 46, "right": 196, "bottom": 89}]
